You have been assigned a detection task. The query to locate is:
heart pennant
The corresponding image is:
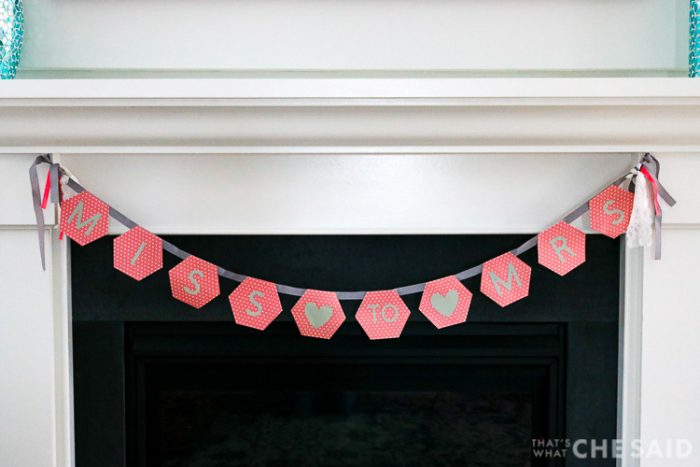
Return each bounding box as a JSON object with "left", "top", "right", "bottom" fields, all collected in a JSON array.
[
  {"left": 419, "top": 276, "right": 472, "bottom": 329},
  {"left": 291, "top": 290, "right": 346, "bottom": 339}
]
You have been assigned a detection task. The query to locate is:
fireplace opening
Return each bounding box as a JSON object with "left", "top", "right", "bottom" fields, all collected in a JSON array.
[{"left": 72, "top": 235, "right": 620, "bottom": 467}]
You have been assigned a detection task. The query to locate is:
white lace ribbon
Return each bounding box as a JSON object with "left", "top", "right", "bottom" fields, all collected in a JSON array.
[{"left": 627, "top": 171, "right": 655, "bottom": 250}]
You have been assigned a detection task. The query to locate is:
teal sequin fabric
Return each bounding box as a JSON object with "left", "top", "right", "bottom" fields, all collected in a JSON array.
[
  {"left": 0, "top": 0, "right": 23, "bottom": 79},
  {"left": 692, "top": 1, "right": 700, "bottom": 76}
]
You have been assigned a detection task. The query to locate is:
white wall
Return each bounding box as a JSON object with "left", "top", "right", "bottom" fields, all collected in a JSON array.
[{"left": 21, "top": 0, "right": 688, "bottom": 74}]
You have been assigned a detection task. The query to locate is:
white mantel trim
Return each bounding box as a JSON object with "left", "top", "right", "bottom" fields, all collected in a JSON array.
[{"left": 1, "top": 78, "right": 700, "bottom": 154}]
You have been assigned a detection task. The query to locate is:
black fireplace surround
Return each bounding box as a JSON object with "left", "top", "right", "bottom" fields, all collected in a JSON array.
[{"left": 72, "top": 235, "right": 620, "bottom": 467}]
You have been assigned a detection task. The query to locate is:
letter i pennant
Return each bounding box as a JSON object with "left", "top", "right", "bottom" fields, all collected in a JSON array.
[
  {"left": 114, "top": 227, "right": 163, "bottom": 280},
  {"left": 169, "top": 256, "right": 220, "bottom": 309},
  {"left": 228, "top": 277, "right": 283, "bottom": 330}
]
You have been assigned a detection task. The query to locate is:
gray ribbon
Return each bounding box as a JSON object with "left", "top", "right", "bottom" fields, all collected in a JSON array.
[
  {"left": 640, "top": 153, "right": 676, "bottom": 260},
  {"left": 29, "top": 155, "right": 54, "bottom": 270},
  {"left": 33, "top": 157, "right": 639, "bottom": 300}
]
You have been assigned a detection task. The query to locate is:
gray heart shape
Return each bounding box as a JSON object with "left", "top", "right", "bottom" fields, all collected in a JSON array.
[
  {"left": 304, "top": 302, "right": 333, "bottom": 328},
  {"left": 430, "top": 289, "right": 459, "bottom": 317}
]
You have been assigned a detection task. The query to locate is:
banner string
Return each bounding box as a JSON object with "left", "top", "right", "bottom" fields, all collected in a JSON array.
[{"left": 32, "top": 154, "right": 667, "bottom": 300}]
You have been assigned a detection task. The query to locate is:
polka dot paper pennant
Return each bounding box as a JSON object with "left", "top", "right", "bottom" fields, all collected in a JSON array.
[
  {"left": 229, "top": 277, "right": 283, "bottom": 331},
  {"left": 589, "top": 185, "right": 634, "bottom": 239},
  {"left": 291, "top": 290, "right": 346, "bottom": 339},
  {"left": 113, "top": 227, "right": 163, "bottom": 281},
  {"left": 169, "top": 256, "right": 220, "bottom": 309},
  {"left": 537, "top": 221, "right": 586, "bottom": 276},
  {"left": 60, "top": 192, "right": 110, "bottom": 246},
  {"left": 419, "top": 276, "right": 472, "bottom": 329},
  {"left": 480, "top": 252, "right": 531, "bottom": 307},
  {"left": 355, "top": 290, "right": 410, "bottom": 340}
]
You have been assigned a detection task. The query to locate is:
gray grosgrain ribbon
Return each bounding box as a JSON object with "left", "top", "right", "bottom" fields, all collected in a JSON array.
[
  {"left": 640, "top": 153, "right": 676, "bottom": 260},
  {"left": 29, "top": 155, "right": 59, "bottom": 271},
  {"left": 31, "top": 156, "right": 650, "bottom": 299}
]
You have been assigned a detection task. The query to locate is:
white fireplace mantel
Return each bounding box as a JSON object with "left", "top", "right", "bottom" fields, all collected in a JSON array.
[
  {"left": 1, "top": 77, "right": 699, "bottom": 467},
  {"left": 2, "top": 78, "right": 700, "bottom": 154}
]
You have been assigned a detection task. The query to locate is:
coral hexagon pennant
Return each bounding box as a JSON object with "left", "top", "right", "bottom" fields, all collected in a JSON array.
[
  {"left": 291, "top": 290, "right": 345, "bottom": 339},
  {"left": 480, "top": 252, "right": 531, "bottom": 307},
  {"left": 537, "top": 221, "right": 586, "bottom": 276},
  {"left": 589, "top": 185, "right": 634, "bottom": 239},
  {"left": 113, "top": 227, "right": 163, "bottom": 281},
  {"left": 355, "top": 290, "right": 411, "bottom": 340},
  {"left": 168, "top": 256, "right": 220, "bottom": 309},
  {"left": 229, "top": 277, "right": 283, "bottom": 330},
  {"left": 419, "top": 276, "right": 472, "bottom": 329},
  {"left": 60, "top": 191, "right": 110, "bottom": 246}
]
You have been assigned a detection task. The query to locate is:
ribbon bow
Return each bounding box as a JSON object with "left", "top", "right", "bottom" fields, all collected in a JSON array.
[
  {"left": 29, "top": 155, "right": 62, "bottom": 270},
  {"left": 637, "top": 153, "right": 677, "bottom": 260}
]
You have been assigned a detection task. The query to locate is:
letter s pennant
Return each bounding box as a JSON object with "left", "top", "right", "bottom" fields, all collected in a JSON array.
[
  {"left": 228, "top": 277, "right": 283, "bottom": 330},
  {"left": 168, "top": 255, "right": 220, "bottom": 309}
]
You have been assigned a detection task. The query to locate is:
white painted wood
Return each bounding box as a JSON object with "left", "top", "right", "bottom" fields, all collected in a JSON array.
[
  {"left": 619, "top": 245, "right": 644, "bottom": 467},
  {"left": 0, "top": 230, "right": 56, "bottom": 467},
  {"left": 641, "top": 229, "right": 700, "bottom": 466},
  {"left": 59, "top": 153, "right": 634, "bottom": 235},
  {"left": 3, "top": 78, "right": 700, "bottom": 154},
  {"left": 0, "top": 154, "right": 54, "bottom": 226},
  {"left": 21, "top": 0, "right": 687, "bottom": 73},
  {"left": 647, "top": 153, "right": 700, "bottom": 226},
  {"left": 8, "top": 78, "right": 698, "bottom": 467}
]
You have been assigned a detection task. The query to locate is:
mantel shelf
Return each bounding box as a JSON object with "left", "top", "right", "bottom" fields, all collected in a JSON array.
[{"left": 2, "top": 78, "right": 700, "bottom": 154}]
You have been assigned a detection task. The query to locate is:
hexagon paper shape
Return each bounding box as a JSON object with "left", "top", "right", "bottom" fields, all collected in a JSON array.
[
  {"left": 538, "top": 222, "right": 586, "bottom": 276},
  {"left": 480, "top": 252, "right": 531, "bottom": 307},
  {"left": 113, "top": 227, "right": 163, "bottom": 281},
  {"left": 419, "top": 276, "right": 472, "bottom": 329},
  {"left": 60, "top": 192, "right": 110, "bottom": 246},
  {"left": 229, "top": 277, "right": 283, "bottom": 330},
  {"left": 356, "top": 290, "right": 410, "bottom": 340},
  {"left": 291, "top": 290, "right": 345, "bottom": 339},
  {"left": 589, "top": 185, "right": 634, "bottom": 239},
  {"left": 169, "top": 256, "right": 220, "bottom": 309}
]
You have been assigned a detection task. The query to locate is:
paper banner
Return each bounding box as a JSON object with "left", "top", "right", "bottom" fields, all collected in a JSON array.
[
  {"left": 537, "top": 221, "right": 586, "bottom": 276},
  {"left": 419, "top": 276, "right": 472, "bottom": 328},
  {"left": 291, "top": 290, "right": 346, "bottom": 339},
  {"left": 168, "top": 256, "right": 220, "bottom": 309},
  {"left": 589, "top": 185, "right": 634, "bottom": 239},
  {"left": 355, "top": 290, "right": 410, "bottom": 340},
  {"left": 113, "top": 227, "right": 163, "bottom": 281},
  {"left": 480, "top": 252, "right": 531, "bottom": 307},
  {"left": 60, "top": 192, "right": 110, "bottom": 246},
  {"left": 228, "top": 277, "right": 283, "bottom": 330}
]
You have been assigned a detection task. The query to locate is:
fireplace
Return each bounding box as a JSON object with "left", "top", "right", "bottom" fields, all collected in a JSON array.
[{"left": 72, "top": 234, "right": 620, "bottom": 466}]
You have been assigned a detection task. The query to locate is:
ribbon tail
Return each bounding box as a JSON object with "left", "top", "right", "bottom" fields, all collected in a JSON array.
[
  {"left": 653, "top": 215, "right": 662, "bottom": 260},
  {"left": 49, "top": 163, "right": 60, "bottom": 203},
  {"left": 29, "top": 155, "right": 51, "bottom": 271}
]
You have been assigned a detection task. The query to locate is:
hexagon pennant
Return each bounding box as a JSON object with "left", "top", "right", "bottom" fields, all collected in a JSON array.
[
  {"left": 229, "top": 277, "right": 283, "bottom": 330},
  {"left": 114, "top": 227, "right": 163, "bottom": 281},
  {"left": 356, "top": 290, "right": 410, "bottom": 340},
  {"left": 538, "top": 221, "right": 586, "bottom": 276},
  {"left": 589, "top": 185, "right": 634, "bottom": 239},
  {"left": 480, "top": 252, "right": 531, "bottom": 307},
  {"left": 60, "top": 192, "right": 110, "bottom": 246},
  {"left": 291, "top": 290, "right": 346, "bottom": 339},
  {"left": 419, "top": 276, "right": 472, "bottom": 329},
  {"left": 168, "top": 256, "right": 220, "bottom": 309}
]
